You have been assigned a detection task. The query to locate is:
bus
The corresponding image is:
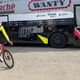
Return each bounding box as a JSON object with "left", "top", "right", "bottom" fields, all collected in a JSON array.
[{"left": 0, "top": 0, "right": 80, "bottom": 48}]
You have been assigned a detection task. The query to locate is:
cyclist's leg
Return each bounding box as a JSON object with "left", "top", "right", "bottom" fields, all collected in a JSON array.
[
  {"left": 0, "top": 44, "right": 2, "bottom": 53},
  {"left": 0, "top": 44, "right": 4, "bottom": 62}
]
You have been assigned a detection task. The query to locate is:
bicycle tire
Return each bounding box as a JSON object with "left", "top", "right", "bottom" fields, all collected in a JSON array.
[{"left": 3, "top": 49, "right": 14, "bottom": 68}]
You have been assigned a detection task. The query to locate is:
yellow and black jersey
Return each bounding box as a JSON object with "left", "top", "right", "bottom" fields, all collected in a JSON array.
[{"left": 0, "top": 25, "right": 10, "bottom": 42}]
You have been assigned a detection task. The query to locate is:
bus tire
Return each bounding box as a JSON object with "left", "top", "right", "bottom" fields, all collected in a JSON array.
[{"left": 49, "top": 32, "right": 67, "bottom": 48}]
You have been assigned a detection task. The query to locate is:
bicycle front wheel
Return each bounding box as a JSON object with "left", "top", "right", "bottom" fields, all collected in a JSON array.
[{"left": 3, "top": 49, "right": 14, "bottom": 68}]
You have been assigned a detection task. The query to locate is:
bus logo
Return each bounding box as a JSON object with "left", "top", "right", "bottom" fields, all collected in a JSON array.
[
  {"left": 0, "top": 3, "right": 15, "bottom": 13},
  {"left": 28, "top": 0, "right": 71, "bottom": 11}
]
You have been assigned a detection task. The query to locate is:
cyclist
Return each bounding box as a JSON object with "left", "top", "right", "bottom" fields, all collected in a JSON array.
[{"left": 0, "top": 23, "right": 13, "bottom": 62}]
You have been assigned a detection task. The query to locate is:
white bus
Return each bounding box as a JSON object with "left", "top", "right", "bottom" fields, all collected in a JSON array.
[{"left": 0, "top": 0, "right": 80, "bottom": 48}]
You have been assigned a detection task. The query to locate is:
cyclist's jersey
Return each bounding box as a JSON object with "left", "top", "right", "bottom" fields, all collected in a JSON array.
[{"left": 0, "top": 25, "right": 10, "bottom": 42}]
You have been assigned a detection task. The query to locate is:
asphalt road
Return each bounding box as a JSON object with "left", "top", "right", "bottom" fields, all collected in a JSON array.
[{"left": 0, "top": 45, "right": 80, "bottom": 80}]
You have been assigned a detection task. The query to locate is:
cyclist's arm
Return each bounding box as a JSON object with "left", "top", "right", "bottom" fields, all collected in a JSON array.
[{"left": 1, "top": 25, "right": 10, "bottom": 42}]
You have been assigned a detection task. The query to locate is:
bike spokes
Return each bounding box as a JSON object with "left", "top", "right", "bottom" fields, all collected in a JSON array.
[{"left": 3, "top": 50, "right": 14, "bottom": 68}]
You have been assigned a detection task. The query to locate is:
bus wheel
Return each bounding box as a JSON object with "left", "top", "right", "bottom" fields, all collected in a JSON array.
[{"left": 49, "top": 32, "right": 67, "bottom": 48}]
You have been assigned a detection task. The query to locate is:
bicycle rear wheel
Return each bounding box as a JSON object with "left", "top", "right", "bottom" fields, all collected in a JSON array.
[{"left": 3, "top": 49, "right": 14, "bottom": 68}]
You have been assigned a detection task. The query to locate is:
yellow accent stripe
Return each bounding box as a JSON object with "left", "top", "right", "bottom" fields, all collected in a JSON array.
[
  {"left": 1, "top": 25, "right": 10, "bottom": 42},
  {"left": 37, "top": 34, "right": 48, "bottom": 44}
]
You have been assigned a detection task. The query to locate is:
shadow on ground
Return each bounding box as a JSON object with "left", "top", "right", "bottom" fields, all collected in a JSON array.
[
  {"left": 5, "top": 43, "right": 80, "bottom": 53},
  {"left": 0, "top": 65, "right": 12, "bottom": 71}
]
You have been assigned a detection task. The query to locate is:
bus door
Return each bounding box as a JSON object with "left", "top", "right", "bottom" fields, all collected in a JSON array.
[
  {"left": 73, "top": 4, "right": 80, "bottom": 40},
  {"left": 74, "top": 4, "right": 80, "bottom": 27}
]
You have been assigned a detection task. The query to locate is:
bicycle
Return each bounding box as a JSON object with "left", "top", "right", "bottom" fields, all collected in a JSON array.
[{"left": 0, "top": 44, "right": 14, "bottom": 68}]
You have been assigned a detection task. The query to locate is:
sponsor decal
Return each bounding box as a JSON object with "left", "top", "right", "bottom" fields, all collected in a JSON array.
[
  {"left": 28, "top": 0, "right": 71, "bottom": 11},
  {"left": 0, "top": 3, "right": 15, "bottom": 13},
  {"left": 36, "top": 12, "right": 70, "bottom": 18},
  {"left": 37, "top": 14, "right": 46, "bottom": 17}
]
